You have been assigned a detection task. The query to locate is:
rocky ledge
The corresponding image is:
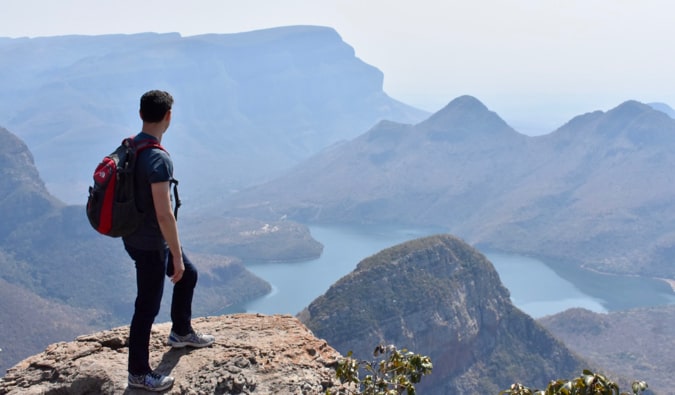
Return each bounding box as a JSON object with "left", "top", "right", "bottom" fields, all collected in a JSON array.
[{"left": 0, "top": 314, "right": 348, "bottom": 394}]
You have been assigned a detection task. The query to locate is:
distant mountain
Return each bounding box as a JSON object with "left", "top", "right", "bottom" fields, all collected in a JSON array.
[
  {"left": 0, "top": 127, "right": 105, "bottom": 374},
  {"left": 0, "top": 127, "right": 62, "bottom": 241},
  {"left": 300, "top": 235, "right": 587, "bottom": 394},
  {"left": 648, "top": 102, "right": 675, "bottom": 118},
  {"left": 0, "top": 27, "right": 428, "bottom": 204},
  {"left": 224, "top": 96, "right": 529, "bottom": 224},
  {"left": 0, "top": 277, "right": 99, "bottom": 375},
  {"left": 539, "top": 306, "right": 675, "bottom": 394},
  {"left": 0, "top": 126, "right": 141, "bottom": 318},
  {"left": 224, "top": 96, "right": 675, "bottom": 279}
]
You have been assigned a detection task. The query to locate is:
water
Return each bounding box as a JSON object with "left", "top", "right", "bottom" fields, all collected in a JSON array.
[
  {"left": 242, "top": 226, "right": 675, "bottom": 318},
  {"left": 486, "top": 253, "right": 608, "bottom": 318},
  {"left": 243, "top": 226, "right": 435, "bottom": 315}
]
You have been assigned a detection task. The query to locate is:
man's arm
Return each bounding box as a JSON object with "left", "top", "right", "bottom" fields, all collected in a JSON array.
[{"left": 151, "top": 181, "right": 184, "bottom": 284}]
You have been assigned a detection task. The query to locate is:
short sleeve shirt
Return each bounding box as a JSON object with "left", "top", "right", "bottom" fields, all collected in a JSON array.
[{"left": 122, "top": 132, "right": 173, "bottom": 250}]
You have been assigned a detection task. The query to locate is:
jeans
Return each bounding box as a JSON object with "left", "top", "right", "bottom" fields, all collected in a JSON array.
[{"left": 124, "top": 244, "right": 198, "bottom": 375}]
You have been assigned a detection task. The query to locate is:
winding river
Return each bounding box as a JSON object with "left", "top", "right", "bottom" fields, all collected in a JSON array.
[{"left": 241, "top": 226, "right": 675, "bottom": 318}]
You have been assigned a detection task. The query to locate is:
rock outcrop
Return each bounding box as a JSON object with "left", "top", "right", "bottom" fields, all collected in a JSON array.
[{"left": 0, "top": 314, "right": 348, "bottom": 395}]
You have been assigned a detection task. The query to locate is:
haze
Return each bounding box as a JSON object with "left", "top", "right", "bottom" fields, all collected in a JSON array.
[{"left": 2, "top": 0, "right": 674, "bottom": 135}]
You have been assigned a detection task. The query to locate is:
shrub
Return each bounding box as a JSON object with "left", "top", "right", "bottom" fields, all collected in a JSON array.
[
  {"left": 500, "top": 370, "right": 649, "bottom": 395},
  {"left": 327, "top": 345, "right": 433, "bottom": 395}
]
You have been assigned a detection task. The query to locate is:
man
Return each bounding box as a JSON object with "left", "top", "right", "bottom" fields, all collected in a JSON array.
[{"left": 123, "top": 90, "right": 214, "bottom": 392}]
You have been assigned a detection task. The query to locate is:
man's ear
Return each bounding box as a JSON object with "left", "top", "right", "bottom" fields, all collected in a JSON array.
[
  {"left": 165, "top": 109, "right": 172, "bottom": 122},
  {"left": 139, "top": 110, "right": 144, "bottom": 120}
]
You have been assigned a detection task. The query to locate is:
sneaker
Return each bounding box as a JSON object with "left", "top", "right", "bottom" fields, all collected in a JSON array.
[
  {"left": 167, "top": 330, "right": 215, "bottom": 348},
  {"left": 128, "top": 371, "right": 174, "bottom": 392}
]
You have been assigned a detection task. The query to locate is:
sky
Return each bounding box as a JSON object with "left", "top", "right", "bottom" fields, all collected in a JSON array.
[{"left": 2, "top": 0, "right": 674, "bottom": 134}]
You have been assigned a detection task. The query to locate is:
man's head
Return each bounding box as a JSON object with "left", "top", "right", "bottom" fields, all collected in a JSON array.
[{"left": 139, "top": 90, "right": 174, "bottom": 123}]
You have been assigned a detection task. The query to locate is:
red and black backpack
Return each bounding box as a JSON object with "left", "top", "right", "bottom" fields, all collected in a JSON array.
[{"left": 86, "top": 137, "right": 180, "bottom": 237}]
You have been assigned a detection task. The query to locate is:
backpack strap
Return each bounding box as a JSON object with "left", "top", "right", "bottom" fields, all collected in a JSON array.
[
  {"left": 131, "top": 137, "right": 165, "bottom": 154},
  {"left": 171, "top": 179, "right": 181, "bottom": 220}
]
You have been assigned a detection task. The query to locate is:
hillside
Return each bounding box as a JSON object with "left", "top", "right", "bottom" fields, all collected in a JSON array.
[
  {"left": 299, "top": 234, "right": 588, "bottom": 394},
  {"left": 0, "top": 127, "right": 63, "bottom": 241},
  {"left": 539, "top": 306, "right": 675, "bottom": 394},
  {"left": 0, "top": 277, "right": 101, "bottom": 378},
  {"left": 649, "top": 102, "right": 675, "bottom": 118},
  {"left": 0, "top": 27, "right": 428, "bottom": 204},
  {"left": 224, "top": 96, "right": 675, "bottom": 281}
]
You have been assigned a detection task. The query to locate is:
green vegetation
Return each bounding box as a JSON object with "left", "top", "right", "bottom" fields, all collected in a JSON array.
[
  {"left": 327, "top": 347, "right": 648, "bottom": 395},
  {"left": 327, "top": 345, "right": 433, "bottom": 395},
  {"left": 500, "top": 370, "right": 648, "bottom": 395}
]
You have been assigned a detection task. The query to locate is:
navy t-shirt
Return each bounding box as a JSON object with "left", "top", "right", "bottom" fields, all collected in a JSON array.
[{"left": 122, "top": 132, "right": 173, "bottom": 250}]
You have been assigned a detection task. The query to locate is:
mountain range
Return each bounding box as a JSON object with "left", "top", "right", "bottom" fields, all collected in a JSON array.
[
  {"left": 0, "top": 26, "right": 427, "bottom": 205},
  {"left": 1, "top": 26, "right": 674, "bottom": 392},
  {"left": 224, "top": 95, "right": 675, "bottom": 281},
  {"left": 3, "top": 27, "right": 674, "bottom": 282}
]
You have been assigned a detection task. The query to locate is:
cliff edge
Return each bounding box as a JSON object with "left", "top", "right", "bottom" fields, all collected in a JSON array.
[{"left": 0, "top": 314, "right": 347, "bottom": 394}]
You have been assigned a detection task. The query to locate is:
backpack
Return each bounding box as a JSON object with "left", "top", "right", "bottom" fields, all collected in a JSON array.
[{"left": 86, "top": 137, "right": 180, "bottom": 237}]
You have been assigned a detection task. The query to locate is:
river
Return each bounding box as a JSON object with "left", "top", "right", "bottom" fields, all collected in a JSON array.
[{"left": 241, "top": 226, "right": 675, "bottom": 318}]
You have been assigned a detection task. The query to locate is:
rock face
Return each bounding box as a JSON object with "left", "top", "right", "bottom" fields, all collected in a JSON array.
[
  {"left": 300, "top": 235, "right": 587, "bottom": 394},
  {"left": 0, "top": 314, "right": 348, "bottom": 395}
]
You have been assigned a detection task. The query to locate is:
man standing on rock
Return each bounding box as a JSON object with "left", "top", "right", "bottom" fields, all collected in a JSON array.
[{"left": 123, "top": 90, "right": 214, "bottom": 392}]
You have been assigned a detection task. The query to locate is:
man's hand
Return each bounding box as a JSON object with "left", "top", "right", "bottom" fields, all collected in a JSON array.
[{"left": 171, "top": 254, "right": 185, "bottom": 284}]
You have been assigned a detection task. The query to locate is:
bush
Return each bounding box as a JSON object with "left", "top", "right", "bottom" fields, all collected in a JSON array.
[
  {"left": 500, "top": 370, "right": 649, "bottom": 395},
  {"left": 327, "top": 345, "right": 433, "bottom": 395}
]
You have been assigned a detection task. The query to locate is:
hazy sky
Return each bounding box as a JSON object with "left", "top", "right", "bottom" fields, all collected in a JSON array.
[{"left": 2, "top": 0, "right": 674, "bottom": 134}]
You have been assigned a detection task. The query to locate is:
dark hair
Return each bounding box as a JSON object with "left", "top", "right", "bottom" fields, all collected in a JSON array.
[{"left": 139, "top": 90, "right": 174, "bottom": 123}]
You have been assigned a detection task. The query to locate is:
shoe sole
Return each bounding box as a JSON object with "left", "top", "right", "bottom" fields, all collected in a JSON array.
[
  {"left": 168, "top": 339, "right": 214, "bottom": 348},
  {"left": 127, "top": 381, "right": 173, "bottom": 392}
]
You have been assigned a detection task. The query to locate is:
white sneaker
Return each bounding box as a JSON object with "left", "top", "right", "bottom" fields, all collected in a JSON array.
[
  {"left": 167, "top": 330, "right": 215, "bottom": 348},
  {"left": 128, "top": 371, "right": 174, "bottom": 392}
]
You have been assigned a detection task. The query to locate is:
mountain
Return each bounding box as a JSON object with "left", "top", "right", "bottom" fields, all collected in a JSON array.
[
  {"left": 539, "top": 306, "right": 675, "bottom": 394},
  {"left": 224, "top": 95, "right": 529, "bottom": 223},
  {"left": 0, "top": 127, "right": 63, "bottom": 241},
  {"left": 0, "top": 314, "right": 350, "bottom": 394},
  {"left": 649, "top": 102, "right": 675, "bottom": 118},
  {"left": 224, "top": 96, "right": 675, "bottom": 280},
  {"left": 0, "top": 26, "right": 428, "bottom": 205},
  {"left": 0, "top": 277, "right": 100, "bottom": 378},
  {"left": 299, "top": 235, "right": 588, "bottom": 394},
  {"left": 496, "top": 100, "right": 675, "bottom": 276},
  {"left": 0, "top": 127, "right": 109, "bottom": 373}
]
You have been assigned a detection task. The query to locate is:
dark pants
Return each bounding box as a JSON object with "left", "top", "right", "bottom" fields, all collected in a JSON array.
[{"left": 124, "top": 245, "right": 198, "bottom": 375}]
